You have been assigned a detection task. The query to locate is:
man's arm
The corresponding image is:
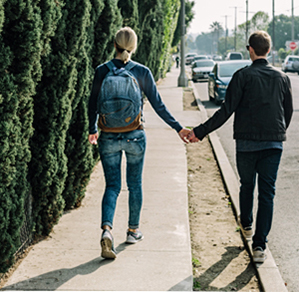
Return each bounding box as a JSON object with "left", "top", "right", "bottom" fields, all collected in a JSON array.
[
  {"left": 283, "top": 76, "right": 293, "bottom": 129},
  {"left": 193, "top": 70, "right": 245, "bottom": 140}
]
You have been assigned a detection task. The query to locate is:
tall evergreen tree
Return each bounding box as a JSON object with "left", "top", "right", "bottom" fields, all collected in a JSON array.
[
  {"left": 29, "top": 0, "right": 77, "bottom": 235},
  {"left": 0, "top": 0, "right": 4, "bottom": 33},
  {"left": 117, "top": 0, "right": 139, "bottom": 32},
  {"left": 135, "top": 0, "right": 164, "bottom": 80},
  {"left": 91, "top": 0, "right": 122, "bottom": 68},
  {"left": 0, "top": 33, "right": 20, "bottom": 273},
  {"left": 62, "top": 0, "right": 94, "bottom": 209},
  {"left": 159, "top": 0, "right": 180, "bottom": 77},
  {"left": 87, "top": 0, "right": 105, "bottom": 68},
  {"left": 0, "top": 0, "right": 42, "bottom": 272}
]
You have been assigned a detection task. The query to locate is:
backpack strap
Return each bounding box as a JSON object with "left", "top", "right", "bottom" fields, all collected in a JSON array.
[{"left": 104, "top": 60, "right": 115, "bottom": 72}]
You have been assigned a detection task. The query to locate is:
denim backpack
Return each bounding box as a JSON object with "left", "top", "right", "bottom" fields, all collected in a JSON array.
[{"left": 97, "top": 60, "right": 142, "bottom": 133}]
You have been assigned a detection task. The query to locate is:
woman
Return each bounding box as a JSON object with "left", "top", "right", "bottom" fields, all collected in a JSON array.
[{"left": 88, "top": 27, "right": 189, "bottom": 259}]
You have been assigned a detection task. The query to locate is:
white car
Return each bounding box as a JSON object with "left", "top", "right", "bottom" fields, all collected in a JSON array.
[
  {"left": 191, "top": 60, "right": 215, "bottom": 82},
  {"left": 185, "top": 53, "right": 197, "bottom": 65},
  {"left": 282, "top": 55, "right": 299, "bottom": 74}
]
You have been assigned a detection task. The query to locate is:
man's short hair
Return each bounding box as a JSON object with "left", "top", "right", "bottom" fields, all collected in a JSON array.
[{"left": 248, "top": 31, "right": 271, "bottom": 56}]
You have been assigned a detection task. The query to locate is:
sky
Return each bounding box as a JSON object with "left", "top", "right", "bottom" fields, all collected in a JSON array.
[{"left": 188, "top": 0, "right": 298, "bottom": 35}]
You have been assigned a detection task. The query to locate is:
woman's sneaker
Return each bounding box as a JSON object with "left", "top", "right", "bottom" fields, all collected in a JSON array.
[
  {"left": 253, "top": 247, "right": 267, "bottom": 263},
  {"left": 126, "top": 229, "right": 144, "bottom": 244},
  {"left": 101, "top": 229, "right": 117, "bottom": 259}
]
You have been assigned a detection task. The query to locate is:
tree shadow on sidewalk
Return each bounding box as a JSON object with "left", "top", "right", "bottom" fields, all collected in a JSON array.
[
  {"left": 193, "top": 246, "right": 258, "bottom": 291},
  {"left": 2, "top": 242, "right": 130, "bottom": 291}
]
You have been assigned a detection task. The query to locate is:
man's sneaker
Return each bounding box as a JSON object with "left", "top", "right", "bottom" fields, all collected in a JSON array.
[
  {"left": 101, "top": 229, "right": 117, "bottom": 259},
  {"left": 253, "top": 247, "right": 267, "bottom": 263},
  {"left": 241, "top": 225, "right": 253, "bottom": 240},
  {"left": 126, "top": 229, "right": 144, "bottom": 244},
  {"left": 238, "top": 216, "right": 253, "bottom": 240}
]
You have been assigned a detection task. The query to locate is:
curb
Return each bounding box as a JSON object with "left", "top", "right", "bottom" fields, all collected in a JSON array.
[{"left": 190, "top": 80, "right": 288, "bottom": 292}]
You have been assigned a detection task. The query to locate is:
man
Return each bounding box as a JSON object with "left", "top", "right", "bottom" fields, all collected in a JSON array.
[{"left": 188, "top": 31, "right": 293, "bottom": 263}]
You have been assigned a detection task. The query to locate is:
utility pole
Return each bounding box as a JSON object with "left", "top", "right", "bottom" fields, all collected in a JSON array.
[
  {"left": 246, "top": 0, "right": 249, "bottom": 59},
  {"left": 234, "top": 7, "right": 237, "bottom": 51},
  {"left": 222, "top": 15, "right": 229, "bottom": 53},
  {"left": 292, "top": 0, "right": 294, "bottom": 41},
  {"left": 230, "top": 6, "right": 241, "bottom": 51},
  {"left": 246, "top": 0, "right": 248, "bottom": 43},
  {"left": 272, "top": 0, "right": 275, "bottom": 66},
  {"left": 178, "top": 0, "right": 188, "bottom": 87},
  {"left": 241, "top": 3, "right": 255, "bottom": 59}
]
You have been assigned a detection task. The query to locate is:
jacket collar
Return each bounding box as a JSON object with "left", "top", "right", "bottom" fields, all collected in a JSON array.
[{"left": 252, "top": 58, "right": 269, "bottom": 65}]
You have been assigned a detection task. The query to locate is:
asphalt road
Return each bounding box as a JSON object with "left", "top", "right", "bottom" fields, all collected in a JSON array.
[{"left": 193, "top": 71, "right": 299, "bottom": 292}]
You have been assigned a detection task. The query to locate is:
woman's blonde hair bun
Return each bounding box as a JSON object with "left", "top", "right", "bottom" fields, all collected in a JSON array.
[{"left": 115, "top": 27, "right": 137, "bottom": 64}]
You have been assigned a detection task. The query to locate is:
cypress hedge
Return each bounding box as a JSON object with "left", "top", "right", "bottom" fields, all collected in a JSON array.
[
  {"left": 0, "top": 0, "right": 187, "bottom": 273},
  {"left": 0, "top": 0, "right": 42, "bottom": 272}
]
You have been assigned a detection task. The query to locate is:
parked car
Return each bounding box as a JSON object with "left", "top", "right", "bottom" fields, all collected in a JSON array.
[
  {"left": 192, "top": 55, "right": 208, "bottom": 64},
  {"left": 225, "top": 52, "right": 243, "bottom": 60},
  {"left": 185, "top": 53, "right": 197, "bottom": 65},
  {"left": 208, "top": 60, "right": 251, "bottom": 105},
  {"left": 191, "top": 60, "right": 215, "bottom": 82},
  {"left": 281, "top": 55, "right": 299, "bottom": 74},
  {"left": 212, "top": 55, "right": 223, "bottom": 61}
]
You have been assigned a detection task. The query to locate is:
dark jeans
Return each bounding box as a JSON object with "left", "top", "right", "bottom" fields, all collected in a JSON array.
[
  {"left": 98, "top": 129, "right": 146, "bottom": 230},
  {"left": 236, "top": 149, "right": 282, "bottom": 250}
]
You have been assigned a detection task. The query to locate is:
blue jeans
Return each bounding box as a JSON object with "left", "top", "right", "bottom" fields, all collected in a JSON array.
[
  {"left": 98, "top": 129, "right": 146, "bottom": 230},
  {"left": 236, "top": 149, "right": 282, "bottom": 250}
]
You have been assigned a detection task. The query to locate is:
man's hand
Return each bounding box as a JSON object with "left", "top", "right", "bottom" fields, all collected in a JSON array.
[
  {"left": 178, "top": 128, "right": 191, "bottom": 143},
  {"left": 187, "top": 130, "right": 199, "bottom": 143},
  {"left": 88, "top": 133, "right": 99, "bottom": 145}
]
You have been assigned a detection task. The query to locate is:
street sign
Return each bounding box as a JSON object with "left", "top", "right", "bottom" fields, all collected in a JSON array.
[{"left": 290, "top": 41, "right": 297, "bottom": 50}]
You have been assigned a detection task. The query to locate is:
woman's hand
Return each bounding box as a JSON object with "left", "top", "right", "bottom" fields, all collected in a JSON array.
[
  {"left": 178, "top": 128, "right": 191, "bottom": 143},
  {"left": 88, "top": 133, "right": 99, "bottom": 145}
]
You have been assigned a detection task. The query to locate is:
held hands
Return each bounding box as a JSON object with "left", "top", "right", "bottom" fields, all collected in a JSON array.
[
  {"left": 178, "top": 128, "right": 199, "bottom": 143},
  {"left": 88, "top": 132, "right": 99, "bottom": 145},
  {"left": 187, "top": 130, "right": 199, "bottom": 143}
]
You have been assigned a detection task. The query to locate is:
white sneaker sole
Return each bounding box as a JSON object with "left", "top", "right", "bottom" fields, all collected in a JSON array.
[{"left": 101, "top": 237, "right": 116, "bottom": 259}]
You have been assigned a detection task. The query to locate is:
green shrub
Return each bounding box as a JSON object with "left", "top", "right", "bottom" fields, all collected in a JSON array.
[{"left": 0, "top": 0, "right": 42, "bottom": 272}]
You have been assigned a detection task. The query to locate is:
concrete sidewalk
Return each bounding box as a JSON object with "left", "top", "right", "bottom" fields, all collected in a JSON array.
[{"left": 2, "top": 67, "right": 202, "bottom": 291}]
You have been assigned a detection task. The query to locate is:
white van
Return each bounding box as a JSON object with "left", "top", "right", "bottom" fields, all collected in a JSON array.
[{"left": 282, "top": 55, "right": 299, "bottom": 74}]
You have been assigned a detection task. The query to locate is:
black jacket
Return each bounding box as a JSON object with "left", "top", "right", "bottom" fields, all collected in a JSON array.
[{"left": 194, "top": 59, "right": 293, "bottom": 141}]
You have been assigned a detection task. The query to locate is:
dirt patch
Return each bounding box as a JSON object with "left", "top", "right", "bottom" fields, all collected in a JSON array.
[{"left": 183, "top": 89, "right": 261, "bottom": 291}]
